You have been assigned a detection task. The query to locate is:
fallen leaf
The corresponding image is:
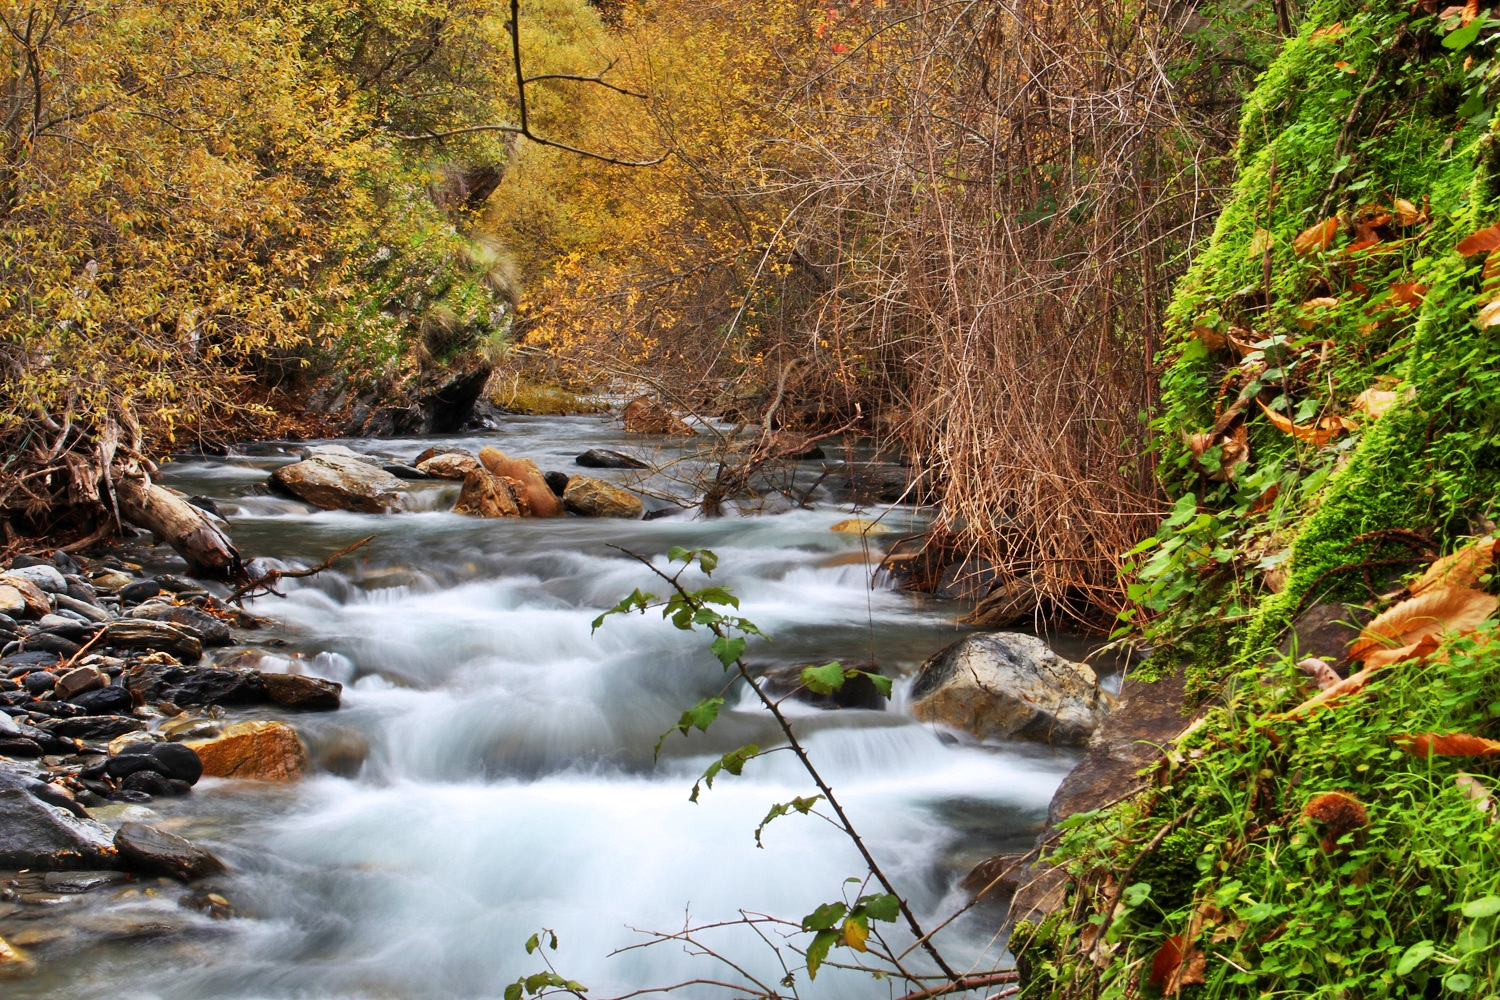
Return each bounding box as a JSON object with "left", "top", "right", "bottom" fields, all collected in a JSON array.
[
  {"left": 1215, "top": 425, "right": 1249, "bottom": 481},
  {"left": 1393, "top": 733, "right": 1500, "bottom": 757},
  {"left": 1257, "top": 400, "right": 1354, "bottom": 445},
  {"left": 1211, "top": 920, "right": 1249, "bottom": 944},
  {"left": 1351, "top": 387, "right": 1401, "bottom": 419},
  {"left": 1455, "top": 773, "right": 1495, "bottom": 817},
  {"left": 1294, "top": 218, "right": 1340, "bottom": 255},
  {"left": 1184, "top": 430, "right": 1214, "bottom": 459},
  {"left": 1478, "top": 299, "right": 1500, "bottom": 328},
  {"left": 1464, "top": 0, "right": 1479, "bottom": 25},
  {"left": 1393, "top": 198, "right": 1422, "bottom": 226},
  {"left": 1226, "top": 326, "right": 1259, "bottom": 357},
  {"left": 1410, "top": 536, "right": 1497, "bottom": 595},
  {"left": 1389, "top": 281, "right": 1426, "bottom": 307},
  {"left": 1297, "top": 297, "right": 1340, "bottom": 328},
  {"left": 1297, "top": 656, "right": 1345, "bottom": 690},
  {"left": 1347, "top": 586, "right": 1499, "bottom": 663},
  {"left": 1247, "top": 482, "right": 1280, "bottom": 515},
  {"left": 1361, "top": 633, "right": 1443, "bottom": 670},
  {"left": 1273, "top": 637, "right": 1438, "bottom": 719},
  {"left": 1149, "top": 934, "right": 1206, "bottom": 995},
  {"left": 1191, "top": 323, "right": 1228, "bottom": 350},
  {"left": 1302, "top": 791, "right": 1368, "bottom": 852},
  {"left": 1353, "top": 205, "right": 1392, "bottom": 241},
  {"left": 1456, "top": 224, "right": 1500, "bottom": 256},
  {"left": 1310, "top": 21, "right": 1346, "bottom": 40},
  {"left": 1440, "top": 3, "right": 1469, "bottom": 18},
  {"left": 1247, "top": 228, "right": 1273, "bottom": 259},
  {"left": 1342, "top": 237, "right": 1382, "bottom": 256}
]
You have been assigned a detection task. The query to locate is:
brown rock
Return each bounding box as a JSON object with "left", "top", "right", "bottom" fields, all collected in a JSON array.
[
  {"left": 0, "top": 575, "right": 50, "bottom": 619},
  {"left": 478, "top": 448, "right": 563, "bottom": 517},
  {"left": 114, "top": 822, "right": 225, "bottom": 881},
  {"left": 0, "top": 585, "right": 25, "bottom": 618},
  {"left": 54, "top": 666, "right": 107, "bottom": 700},
  {"left": 562, "top": 476, "right": 644, "bottom": 518},
  {"left": 260, "top": 672, "right": 342, "bottom": 711},
  {"left": 622, "top": 396, "right": 694, "bottom": 436},
  {"left": 452, "top": 468, "right": 521, "bottom": 518},
  {"left": 187, "top": 720, "right": 306, "bottom": 781},
  {"left": 416, "top": 453, "right": 480, "bottom": 480},
  {"left": 830, "top": 518, "right": 894, "bottom": 536},
  {"left": 270, "top": 455, "right": 409, "bottom": 514}
]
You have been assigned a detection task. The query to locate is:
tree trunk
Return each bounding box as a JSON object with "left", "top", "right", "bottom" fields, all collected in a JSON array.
[{"left": 114, "top": 471, "right": 243, "bottom": 580}]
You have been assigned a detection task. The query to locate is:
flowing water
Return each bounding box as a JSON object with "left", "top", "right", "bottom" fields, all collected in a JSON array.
[{"left": 13, "top": 415, "right": 1106, "bottom": 1000}]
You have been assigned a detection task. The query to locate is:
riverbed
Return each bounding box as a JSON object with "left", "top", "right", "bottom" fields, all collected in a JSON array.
[{"left": 12, "top": 414, "right": 1093, "bottom": 1000}]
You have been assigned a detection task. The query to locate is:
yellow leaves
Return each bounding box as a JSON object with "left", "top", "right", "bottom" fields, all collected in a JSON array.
[
  {"left": 841, "top": 919, "right": 868, "bottom": 951},
  {"left": 1409, "top": 536, "right": 1497, "bottom": 595},
  {"left": 1256, "top": 399, "right": 1355, "bottom": 445},
  {"left": 1293, "top": 217, "right": 1339, "bottom": 255},
  {"left": 1346, "top": 586, "right": 1498, "bottom": 665}
]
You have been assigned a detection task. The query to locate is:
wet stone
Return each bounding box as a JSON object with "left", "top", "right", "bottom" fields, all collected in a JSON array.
[{"left": 114, "top": 822, "right": 225, "bottom": 881}]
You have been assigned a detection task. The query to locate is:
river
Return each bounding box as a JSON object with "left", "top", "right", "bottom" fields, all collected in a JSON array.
[{"left": 13, "top": 413, "right": 1097, "bottom": 1000}]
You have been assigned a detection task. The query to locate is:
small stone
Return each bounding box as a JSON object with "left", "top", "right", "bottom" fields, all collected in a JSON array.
[
  {"left": 89, "top": 571, "right": 136, "bottom": 593},
  {"left": 574, "top": 448, "right": 649, "bottom": 469},
  {"left": 123, "top": 663, "right": 265, "bottom": 707},
  {"left": 0, "top": 738, "right": 42, "bottom": 758},
  {"left": 107, "top": 731, "right": 158, "bottom": 755},
  {"left": 127, "top": 604, "right": 232, "bottom": 647},
  {"left": 120, "top": 580, "right": 164, "bottom": 605},
  {"left": 188, "top": 720, "right": 306, "bottom": 781},
  {"left": 113, "top": 741, "right": 203, "bottom": 785},
  {"left": 69, "top": 685, "right": 133, "bottom": 716},
  {"left": 270, "top": 455, "right": 409, "bottom": 513},
  {"left": 542, "top": 470, "right": 569, "bottom": 497},
  {"left": 0, "top": 577, "right": 50, "bottom": 619},
  {"left": 121, "top": 769, "right": 177, "bottom": 796},
  {"left": 830, "top": 518, "right": 895, "bottom": 536},
  {"left": 53, "top": 593, "right": 110, "bottom": 623},
  {"left": 0, "top": 786, "right": 117, "bottom": 870},
  {"left": 3, "top": 564, "right": 66, "bottom": 593},
  {"left": 43, "top": 869, "right": 130, "bottom": 893},
  {"left": 54, "top": 667, "right": 107, "bottom": 700},
  {"left": 260, "top": 672, "right": 341, "bottom": 711},
  {"left": 0, "top": 587, "right": 24, "bottom": 619},
  {"left": 101, "top": 620, "right": 204, "bottom": 662},
  {"left": 562, "top": 476, "right": 644, "bottom": 518},
  {"left": 22, "top": 671, "right": 55, "bottom": 694},
  {"left": 415, "top": 453, "right": 480, "bottom": 480}
]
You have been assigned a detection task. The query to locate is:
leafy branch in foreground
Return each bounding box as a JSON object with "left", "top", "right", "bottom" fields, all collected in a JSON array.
[{"left": 593, "top": 543, "right": 987, "bottom": 992}]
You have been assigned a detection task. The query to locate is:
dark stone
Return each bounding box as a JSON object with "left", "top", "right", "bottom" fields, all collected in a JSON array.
[
  {"left": 842, "top": 466, "right": 914, "bottom": 505},
  {"left": 0, "top": 613, "right": 18, "bottom": 630},
  {"left": 107, "top": 789, "right": 153, "bottom": 804},
  {"left": 115, "top": 822, "right": 224, "bottom": 881},
  {"left": 127, "top": 604, "right": 232, "bottom": 647},
  {"left": 42, "top": 715, "right": 145, "bottom": 741},
  {"left": 70, "top": 684, "right": 134, "bottom": 715},
  {"left": 27, "top": 699, "right": 84, "bottom": 718},
  {"left": 1278, "top": 602, "right": 1375, "bottom": 667},
  {"left": 0, "top": 766, "right": 89, "bottom": 817},
  {"left": 186, "top": 495, "right": 223, "bottom": 518},
  {"left": 124, "top": 663, "right": 266, "bottom": 707},
  {"left": 0, "top": 738, "right": 42, "bottom": 758},
  {"left": 50, "top": 550, "right": 82, "bottom": 575},
  {"left": 0, "top": 712, "right": 70, "bottom": 753},
  {"left": 543, "top": 471, "right": 570, "bottom": 497},
  {"left": 260, "top": 672, "right": 342, "bottom": 711},
  {"left": 0, "top": 786, "right": 116, "bottom": 870},
  {"left": 21, "top": 634, "right": 81, "bottom": 657},
  {"left": 102, "top": 620, "right": 204, "bottom": 662},
  {"left": 121, "top": 769, "right": 176, "bottom": 796},
  {"left": 23, "top": 671, "right": 55, "bottom": 694},
  {"left": 383, "top": 463, "right": 431, "bottom": 480},
  {"left": 114, "top": 741, "right": 203, "bottom": 785},
  {"left": 756, "top": 660, "right": 888, "bottom": 710},
  {"left": 37, "top": 620, "right": 98, "bottom": 644},
  {"left": 4, "top": 650, "right": 59, "bottom": 668},
  {"left": 154, "top": 575, "right": 206, "bottom": 596},
  {"left": 120, "top": 581, "right": 163, "bottom": 605},
  {"left": 44, "top": 869, "right": 130, "bottom": 893},
  {"left": 1044, "top": 671, "right": 1194, "bottom": 830},
  {"left": 6, "top": 554, "right": 45, "bottom": 569},
  {"left": 574, "top": 448, "right": 650, "bottom": 469},
  {"left": 420, "top": 363, "right": 492, "bottom": 434}
]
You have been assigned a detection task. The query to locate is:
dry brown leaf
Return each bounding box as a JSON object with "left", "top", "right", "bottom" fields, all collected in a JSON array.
[
  {"left": 1297, "top": 297, "right": 1340, "bottom": 328},
  {"left": 1393, "top": 198, "right": 1421, "bottom": 226},
  {"left": 1362, "top": 633, "right": 1443, "bottom": 670},
  {"left": 1410, "top": 536, "right": 1497, "bottom": 595},
  {"left": 1273, "top": 636, "right": 1438, "bottom": 719},
  {"left": 1456, "top": 224, "right": 1500, "bottom": 256},
  {"left": 1211, "top": 920, "right": 1249, "bottom": 944},
  {"left": 1347, "top": 586, "right": 1499, "bottom": 663},
  {"left": 1351, "top": 388, "right": 1401, "bottom": 420},
  {"left": 1248, "top": 482, "right": 1280, "bottom": 515},
  {"left": 1149, "top": 934, "right": 1207, "bottom": 996},
  {"left": 1302, "top": 791, "right": 1368, "bottom": 853},
  {"left": 1257, "top": 400, "right": 1354, "bottom": 445},
  {"left": 1294, "top": 218, "right": 1340, "bottom": 255},
  {"left": 1184, "top": 431, "right": 1214, "bottom": 459},
  {"left": 1226, "top": 326, "right": 1259, "bottom": 357},
  {"left": 1464, "top": 0, "right": 1480, "bottom": 25},
  {"left": 1389, "top": 281, "right": 1426, "bottom": 307},
  {"left": 1477, "top": 299, "right": 1500, "bottom": 328},
  {"left": 1297, "top": 657, "right": 1345, "bottom": 690},
  {"left": 1455, "top": 773, "right": 1495, "bottom": 817},
  {"left": 1393, "top": 733, "right": 1500, "bottom": 757},
  {"left": 1215, "top": 425, "right": 1249, "bottom": 481},
  {"left": 1310, "top": 21, "right": 1346, "bottom": 40},
  {"left": 1247, "top": 228, "right": 1273, "bottom": 260},
  {"left": 1440, "top": 4, "right": 1469, "bottom": 18},
  {"left": 1191, "top": 323, "right": 1228, "bottom": 351}
]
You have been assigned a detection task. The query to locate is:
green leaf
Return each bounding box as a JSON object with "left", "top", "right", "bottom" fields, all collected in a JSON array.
[
  {"left": 653, "top": 697, "right": 724, "bottom": 757},
  {"left": 860, "top": 670, "right": 893, "bottom": 698},
  {"left": 754, "top": 795, "right": 824, "bottom": 846},
  {"left": 696, "top": 550, "right": 718, "bottom": 574},
  {"left": 591, "top": 589, "right": 656, "bottom": 632},
  {"left": 710, "top": 635, "right": 746, "bottom": 668},
  {"left": 1444, "top": 15, "right": 1486, "bottom": 49},
  {"left": 667, "top": 545, "right": 691, "bottom": 563},
  {"left": 1396, "top": 940, "right": 1435, "bottom": 975},
  {"left": 505, "top": 984, "right": 523, "bottom": 1000},
  {"left": 525, "top": 933, "right": 540, "bottom": 955},
  {"left": 1443, "top": 972, "right": 1474, "bottom": 993},
  {"left": 802, "top": 901, "right": 848, "bottom": 931},
  {"left": 801, "top": 661, "right": 846, "bottom": 694},
  {"left": 859, "top": 892, "right": 901, "bottom": 923},
  {"left": 693, "top": 585, "right": 739, "bottom": 609},
  {"left": 691, "top": 744, "right": 759, "bottom": 801},
  {"left": 1462, "top": 895, "right": 1500, "bottom": 918},
  {"left": 1122, "top": 882, "right": 1152, "bottom": 907},
  {"left": 805, "top": 927, "right": 840, "bottom": 979}
]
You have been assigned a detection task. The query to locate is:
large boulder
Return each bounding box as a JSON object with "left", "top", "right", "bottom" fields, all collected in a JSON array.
[
  {"left": 563, "top": 476, "right": 644, "bottom": 518},
  {"left": 187, "top": 720, "right": 306, "bottom": 781},
  {"left": 416, "top": 453, "right": 480, "bottom": 480},
  {"left": 909, "top": 633, "right": 1109, "bottom": 745},
  {"left": 478, "top": 448, "right": 563, "bottom": 516},
  {"left": 271, "top": 455, "right": 409, "bottom": 513},
  {"left": 114, "top": 822, "right": 224, "bottom": 881},
  {"left": 0, "top": 786, "right": 117, "bottom": 870},
  {"left": 452, "top": 467, "right": 521, "bottom": 518},
  {"left": 622, "top": 396, "right": 694, "bottom": 435}
]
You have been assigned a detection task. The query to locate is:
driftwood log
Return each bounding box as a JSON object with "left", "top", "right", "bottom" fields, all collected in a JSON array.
[{"left": 114, "top": 470, "right": 243, "bottom": 580}]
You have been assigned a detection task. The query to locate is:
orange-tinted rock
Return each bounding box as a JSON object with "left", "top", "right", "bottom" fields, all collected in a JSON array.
[
  {"left": 477, "top": 448, "right": 563, "bottom": 517},
  {"left": 452, "top": 468, "right": 521, "bottom": 518},
  {"left": 416, "top": 453, "right": 479, "bottom": 480},
  {"left": 187, "top": 720, "right": 306, "bottom": 781}
]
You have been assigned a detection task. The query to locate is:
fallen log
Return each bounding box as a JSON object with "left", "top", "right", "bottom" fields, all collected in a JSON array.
[{"left": 115, "top": 471, "right": 243, "bottom": 581}]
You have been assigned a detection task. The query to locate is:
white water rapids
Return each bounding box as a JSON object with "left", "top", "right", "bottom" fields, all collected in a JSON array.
[{"left": 15, "top": 415, "right": 1095, "bottom": 1000}]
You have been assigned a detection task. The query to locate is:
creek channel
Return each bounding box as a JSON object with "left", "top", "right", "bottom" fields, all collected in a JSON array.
[{"left": 17, "top": 413, "right": 1106, "bottom": 1000}]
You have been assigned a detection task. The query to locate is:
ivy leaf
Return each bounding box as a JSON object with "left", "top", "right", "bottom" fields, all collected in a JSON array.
[
  {"left": 590, "top": 589, "right": 655, "bottom": 632},
  {"left": 690, "top": 744, "right": 759, "bottom": 801},
  {"left": 653, "top": 697, "right": 724, "bottom": 757},
  {"left": 694, "top": 585, "right": 739, "bottom": 608},
  {"left": 710, "top": 635, "right": 745, "bottom": 667},
  {"left": 801, "top": 661, "right": 846, "bottom": 694},
  {"left": 754, "top": 794, "right": 825, "bottom": 846},
  {"left": 804, "top": 927, "right": 840, "bottom": 979},
  {"left": 857, "top": 669, "right": 893, "bottom": 698},
  {"left": 858, "top": 893, "right": 901, "bottom": 922}
]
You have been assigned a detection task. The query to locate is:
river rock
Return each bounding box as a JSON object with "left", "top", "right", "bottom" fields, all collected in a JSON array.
[
  {"left": 0, "top": 934, "right": 33, "bottom": 975},
  {"left": 830, "top": 518, "right": 894, "bottom": 536},
  {"left": 42, "top": 714, "right": 145, "bottom": 741},
  {"left": 414, "top": 445, "right": 475, "bottom": 466},
  {"left": 103, "top": 620, "right": 203, "bottom": 662},
  {"left": 575, "top": 448, "right": 650, "bottom": 469},
  {"left": 127, "top": 603, "right": 232, "bottom": 647},
  {"left": 188, "top": 720, "right": 306, "bottom": 781},
  {"left": 622, "top": 396, "right": 694, "bottom": 435},
  {"left": 109, "top": 741, "right": 203, "bottom": 785},
  {"left": 416, "top": 453, "right": 480, "bottom": 480},
  {"left": 271, "top": 455, "right": 409, "bottom": 514},
  {"left": 71, "top": 684, "right": 134, "bottom": 717},
  {"left": 114, "top": 822, "right": 225, "bottom": 880},
  {"left": 261, "top": 672, "right": 342, "bottom": 711},
  {"left": 4, "top": 564, "right": 67, "bottom": 593},
  {"left": 543, "top": 470, "right": 569, "bottom": 497},
  {"left": 0, "top": 576, "right": 50, "bottom": 618},
  {"left": 54, "top": 666, "right": 107, "bottom": 700},
  {"left": 0, "top": 786, "right": 117, "bottom": 870},
  {"left": 478, "top": 448, "right": 564, "bottom": 517},
  {"left": 452, "top": 467, "right": 521, "bottom": 518},
  {"left": 909, "top": 633, "right": 1109, "bottom": 745},
  {"left": 300, "top": 443, "right": 381, "bottom": 465},
  {"left": 0, "top": 586, "right": 25, "bottom": 618},
  {"left": 563, "top": 476, "right": 644, "bottom": 518},
  {"left": 124, "top": 663, "right": 266, "bottom": 707},
  {"left": 53, "top": 593, "right": 110, "bottom": 623}
]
